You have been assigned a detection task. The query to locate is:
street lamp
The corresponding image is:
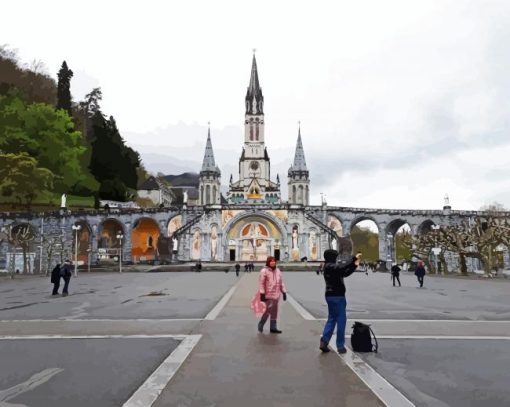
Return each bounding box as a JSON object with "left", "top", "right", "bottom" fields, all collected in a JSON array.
[
  {"left": 386, "top": 233, "right": 393, "bottom": 265},
  {"left": 72, "top": 224, "right": 81, "bottom": 277},
  {"left": 431, "top": 225, "right": 441, "bottom": 273},
  {"left": 116, "top": 232, "right": 124, "bottom": 273},
  {"left": 86, "top": 247, "right": 92, "bottom": 273}
]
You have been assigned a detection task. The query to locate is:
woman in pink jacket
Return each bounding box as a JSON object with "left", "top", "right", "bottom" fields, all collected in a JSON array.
[{"left": 258, "top": 256, "right": 287, "bottom": 334}]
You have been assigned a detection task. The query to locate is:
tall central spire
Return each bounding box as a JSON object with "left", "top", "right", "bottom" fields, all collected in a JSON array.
[{"left": 245, "top": 51, "right": 264, "bottom": 115}]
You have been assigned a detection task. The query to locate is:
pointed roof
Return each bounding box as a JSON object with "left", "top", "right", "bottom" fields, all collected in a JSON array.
[
  {"left": 245, "top": 52, "right": 264, "bottom": 114},
  {"left": 248, "top": 53, "right": 261, "bottom": 96},
  {"left": 291, "top": 124, "right": 308, "bottom": 171},
  {"left": 201, "top": 125, "right": 220, "bottom": 174}
]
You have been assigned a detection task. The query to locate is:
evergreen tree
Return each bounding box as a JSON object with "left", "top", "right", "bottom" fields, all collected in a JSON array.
[{"left": 56, "top": 60, "right": 73, "bottom": 116}]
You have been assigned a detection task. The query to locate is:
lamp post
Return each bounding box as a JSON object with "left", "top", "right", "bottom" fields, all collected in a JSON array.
[
  {"left": 386, "top": 233, "right": 393, "bottom": 266},
  {"left": 431, "top": 225, "right": 441, "bottom": 273},
  {"left": 87, "top": 247, "right": 91, "bottom": 273},
  {"left": 116, "top": 232, "right": 123, "bottom": 273},
  {"left": 72, "top": 224, "right": 81, "bottom": 277}
]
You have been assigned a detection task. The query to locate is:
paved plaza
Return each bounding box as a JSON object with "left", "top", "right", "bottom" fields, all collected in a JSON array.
[{"left": 0, "top": 270, "right": 509, "bottom": 406}]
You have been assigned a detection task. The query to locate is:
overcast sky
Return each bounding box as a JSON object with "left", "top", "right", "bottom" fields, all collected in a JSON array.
[{"left": 2, "top": 0, "right": 510, "bottom": 210}]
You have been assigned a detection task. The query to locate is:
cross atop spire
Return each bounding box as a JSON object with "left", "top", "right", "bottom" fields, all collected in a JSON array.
[{"left": 245, "top": 52, "right": 264, "bottom": 115}]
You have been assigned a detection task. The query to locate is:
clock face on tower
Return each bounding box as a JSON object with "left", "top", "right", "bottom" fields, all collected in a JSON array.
[{"left": 250, "top": 161, "right": 259, "bottom": 171}]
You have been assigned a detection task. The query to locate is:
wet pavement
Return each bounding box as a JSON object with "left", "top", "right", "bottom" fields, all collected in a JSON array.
[
  {"left": 0, "top": 337, "right": 179, "bottom": 407},
  {"left": 1, "top": 271, "right": 509, "bottom": 406}
]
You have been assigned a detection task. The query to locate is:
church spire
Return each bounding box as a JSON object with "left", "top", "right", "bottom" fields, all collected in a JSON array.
[
  {"left": 201, "top": 123, "right": 220, "bottom": 174},
  {"left": 292, "top": 122, "right": 308, "bottom": 171},
  {"left": 245, "top": 50, "right": 264, "bottom": 115}
]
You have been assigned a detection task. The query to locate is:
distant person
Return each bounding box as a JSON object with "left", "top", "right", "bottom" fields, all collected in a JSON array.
[
  {"left": 244, "top": 263, "right": 249, "bottom": 273},
  {"left": 320, "top": 249, "right": 361, "bottom": 354},
  {"left": 235, "top": 263, "right": 241, "bottom": 277},
  {"left": 317, "top": 262, "right": 324, "bottom": 275},
  {"left": 415, "top": 261, "right": 426, "bottom": 288},
  {"left": 196, "top": 261, "right": 202, "bottom": 272},
  {"left": 257, "top": 256, "right": 287, "bottom": 334},
  {"left": 60, "top": 260, "right": 72, "bottom": 296},
  {"left": 391, "top": 263, "right": 401, "bottom": 286},
  {"left": 51, "top": 263, "right": 61, "bottom": 295}
]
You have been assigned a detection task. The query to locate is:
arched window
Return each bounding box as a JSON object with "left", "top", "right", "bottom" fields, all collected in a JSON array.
[
  {"left": 213, "top": 185, "right": 217, "bottom": 203},
  {"left": 206, "top": 185, "right": 211, "bottom": 205},
  {"left": 292, "top": 185, "right": 297, "bottom": 203},
  {"left": 250, "top": 124, "right": 254, "bottom": 141},
  {"left": 298, "top": 185, "right": 304, "bottom": 204},
  {"left": 256, "top": 124, "right": 259, "bottom": 141}
]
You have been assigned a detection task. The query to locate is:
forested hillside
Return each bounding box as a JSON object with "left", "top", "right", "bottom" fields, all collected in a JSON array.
[{"left": 0, "top": 46, "right": 147, "bottom": 209}]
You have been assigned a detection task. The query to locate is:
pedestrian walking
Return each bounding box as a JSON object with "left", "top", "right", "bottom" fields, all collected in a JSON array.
[
  {"left": 60, "top": 260, "right": 72, "bottom": 296},
  {"left": 391, "top": 263, "right": 401, "bottom": 287},
  {"left": 235, "top": 263, "right": 241, "bottom": 277},
  {"left": 415, "top": 261, "right": 426, "bottom": 288},
  {"left": 51, "top": 263, "right": 61, "bottom": 295},
  {"left": 320, "top": 249, "right": 361, "bottom": 354},
  {"left": 244, "top": 263, "right": 249, "bottom": 273},
  {"left": 257, "top": 256, "right": 287, "bottom": 334}
]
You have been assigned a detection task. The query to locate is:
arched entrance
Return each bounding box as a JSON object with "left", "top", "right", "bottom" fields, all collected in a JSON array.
[
  {"left": 131, "top": 218, "right": 160, "bottom": 263},
  {"left": 349, "top": 218, "right": 380, "bottom": 263},
  {"left": 72, "top": 221, "right": 91, "bottom": 264},
  {"left": 98, "top": 219, "right": 124, "bottom": 261},
  {"left": 226, "top": 215, "right": 283, "bottom": 261}
]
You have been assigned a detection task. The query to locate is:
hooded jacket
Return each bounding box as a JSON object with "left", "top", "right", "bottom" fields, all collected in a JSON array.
[
  {"left": 259, "top": 257, "right": 287, "bottom": 300},
  {"left": 323, "top": 256, "right": 357, "bottom": 297}
]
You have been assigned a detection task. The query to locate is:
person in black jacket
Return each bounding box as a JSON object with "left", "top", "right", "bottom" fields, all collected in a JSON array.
[
  {"left": 60, "top": 261, "right": 72, "bottom": 296},
  {"left": 320, "top": 248, "right": 361, "bottom": 354},
  {"left": 391, "top": 263, "right": 401, "bottom": 287},
  {"left": 50, "top": 264, "right": 61, "bottom": 295}
]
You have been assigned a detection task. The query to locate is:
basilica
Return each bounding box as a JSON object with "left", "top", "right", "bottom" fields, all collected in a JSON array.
[{"left": 172, "top": 54, "right": 328, "bottom": 262}]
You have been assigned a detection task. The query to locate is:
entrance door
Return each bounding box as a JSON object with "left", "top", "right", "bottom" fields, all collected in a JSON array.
[
  {"left": 274, "top": 249, "right": 280, "bottom": 261},
  {"left": 229, "top": 249, "right": 236, "bottom": 261}
]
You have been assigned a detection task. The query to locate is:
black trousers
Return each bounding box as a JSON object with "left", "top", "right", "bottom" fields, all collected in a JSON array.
[
  {"left": 63, "top": 277, "right": 70, "bottom": 294},
  {"left": 392, "top": 275, "right": 401, "bottom": 286},
  {"left": 417, "top": 275, "right": 424, "bottom": 287},
  {"left": 52, "top": 281, "right": 60, "bottom": 295}
]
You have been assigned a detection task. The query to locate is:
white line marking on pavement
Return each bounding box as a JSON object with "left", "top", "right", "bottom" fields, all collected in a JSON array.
[
  {"left": 0, "top": 335, "right": 187, "bottom": 340},
  {"left": 204, "top": 284, "right": 239, "bottom": 320},
  {"left": 331, "top": 334, "right": 415, "bottom": 407},
  {"left": 317, "top": 318, "right": 510, "bottom": 323},
  {"left": 0, "top": 368, "right": 64, "bottom": 402},
  {"left": 286, "top": 294, "right": 316, "bottom": 320},
  {"left": 0, "top": 318, "right": 203, "bottom": 323},
  {"left": 123, "top": 334, "right": 201, "bottom": 407},
  {"left": 374, "top": 335, "right": 510, "bottom": 340}
]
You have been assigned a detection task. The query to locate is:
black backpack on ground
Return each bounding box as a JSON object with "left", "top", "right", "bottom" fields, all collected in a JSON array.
[{"left": 351, "top": 321, "right": 378, "bottom": 353}]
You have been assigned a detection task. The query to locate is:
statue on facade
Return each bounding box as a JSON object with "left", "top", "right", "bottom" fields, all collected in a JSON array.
[
  {"left": 172, "top": 236, "right": 178, "bottom": 252},
  {"left": 191, "top": 230, "right": 201, "bottom": 260},
  {"left": 183, "top": 190, "right": 188, "bottom": 204},
  {"left": 292, "top": 228, "right": 298, "bottom": 249},
  {"left": 61, "top": 193, "right": 67, "bottom": 208},
  {"left": 211, "top": 226, "right": 218, "bottom": 260},
  {"left": 444, "top": 194, "right": 450, "bottom": 206}
]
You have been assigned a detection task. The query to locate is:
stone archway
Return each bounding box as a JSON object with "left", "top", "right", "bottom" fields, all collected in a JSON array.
[
  {"left": 98, "top": 219, "right": 125, "bottom": 261},
  {"left": 72, "top": 221, "right": 91, "bottom": 264},
  {"left": 349, "top": 216, "right": 380, "bottom": 263},
  {"left": 131, "top": 218, "right": 161, "bottom": 263},
  {"left": 225, "top": 215, "right": 284, "bottom": 262},
  {"left": 386, "top": 218, "right": 412, "bottom": 263}
]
